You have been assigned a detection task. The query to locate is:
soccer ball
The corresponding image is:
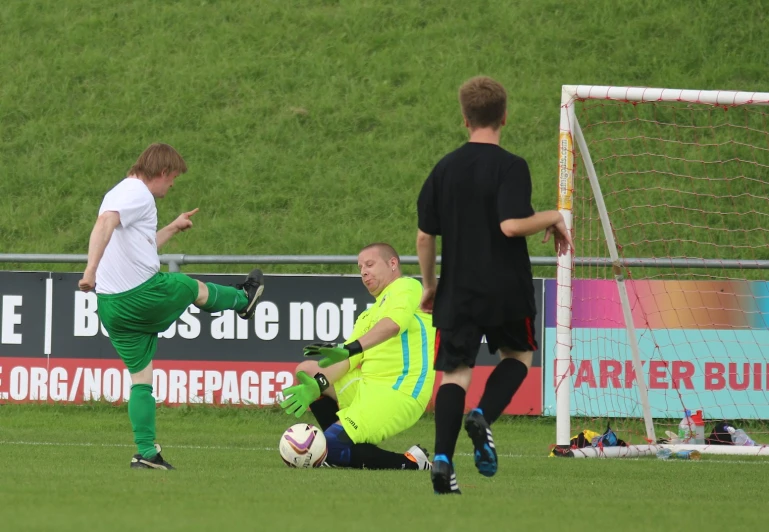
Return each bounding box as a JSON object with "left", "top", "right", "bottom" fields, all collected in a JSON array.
[{"left": 279, "top": 423, "right": 328, "bottom": 468}]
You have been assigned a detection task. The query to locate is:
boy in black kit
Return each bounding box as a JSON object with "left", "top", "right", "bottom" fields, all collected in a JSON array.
[{"left": 416, "top": 76, "right": 573, "bottom": 494}]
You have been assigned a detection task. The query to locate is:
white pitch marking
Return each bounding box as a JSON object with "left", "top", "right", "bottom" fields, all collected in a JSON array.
[
  {"left": 0, "top": 440, "right": 526, "bottom": 458},
  {"left": 0, "top": 440, "right": 278, "bottom": 452},
  {"left": 3, "top": 441, "right": 766, "bottom": 465}
]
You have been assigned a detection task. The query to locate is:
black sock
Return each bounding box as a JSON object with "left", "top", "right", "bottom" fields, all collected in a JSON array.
[
  {"left": 349, "top": 443, "right": 419, "bottom": 470},
  {"left": 434, "top": 383, "right": 466, "bottom": 462},
  {"left": 477, "top": 358, "right": 529, "bottom": 425},
  {"left": 309, "top": 395, "right": 339, "bottom": 431}
]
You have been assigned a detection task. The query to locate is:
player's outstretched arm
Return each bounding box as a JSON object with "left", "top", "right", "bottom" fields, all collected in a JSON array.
[
  {"left": 156, "top": 208, "right": 199, "bottom": 249},
  {"left": 78, "top": 211, "right": 120, "bottom": 292},
  {"left": 301, "top": 316, "right": 400, "bottom": 371},
  {"left": 303, "top": 339, "right": 363, "bottom": 368},
  {"left": 499, "top": 211, "right": 574, "bottom": 255},
  {"left": 354, "top": 318, "right": 401, "bottom": 352},
  {"left": 500, "top": 210, "right": 561, "bottom": 238},
  {"left": 501, "top": 210, "right": 574, "bottom": 255}
]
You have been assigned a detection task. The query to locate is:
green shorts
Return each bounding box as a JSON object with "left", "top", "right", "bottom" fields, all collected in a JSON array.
[
  {"left": 97, "top": 272, "right": 199, "bottom": 374},
  {"left": 333, "top": 367, "right": 426, "bottom": 445}
]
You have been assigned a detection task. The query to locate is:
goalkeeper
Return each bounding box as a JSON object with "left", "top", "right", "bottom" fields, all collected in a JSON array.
[{"left": 280, "top": 243, "right": 435, "bottom": 470}]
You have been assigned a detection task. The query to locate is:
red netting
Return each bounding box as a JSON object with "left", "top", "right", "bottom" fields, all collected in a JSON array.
[{"left": 557, "top": 95, "right": 769, "bottom": 447}]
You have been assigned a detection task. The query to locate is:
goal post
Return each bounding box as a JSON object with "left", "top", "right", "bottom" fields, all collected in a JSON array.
[{"left": 553, "top": 85, "right": 769, "bottom": 457}]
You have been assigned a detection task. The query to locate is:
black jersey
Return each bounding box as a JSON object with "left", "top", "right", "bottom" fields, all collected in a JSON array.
[{"left": 417, "top": 142, "right": 536, "bottom": 328}]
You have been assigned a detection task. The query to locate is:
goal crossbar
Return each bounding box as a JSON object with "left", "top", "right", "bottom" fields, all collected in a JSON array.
[{"left": 563, "top": 85, "right": 769, "bottom": 106}]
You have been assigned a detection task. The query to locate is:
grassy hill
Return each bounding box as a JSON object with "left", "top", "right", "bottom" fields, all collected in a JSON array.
[{"left": 1, "top": 0, "right": 767, "bottom": 275}]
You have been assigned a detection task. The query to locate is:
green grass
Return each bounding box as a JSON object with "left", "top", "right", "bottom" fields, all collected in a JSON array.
[
  {"left": 1, "top": 403, "right": 768, "bottom": 531},
  {"left": 1, "top": 4, "right": 767, "bottom": 528},
  {"left": 1, "top": 0, "right": 768, "bottom": 277}
]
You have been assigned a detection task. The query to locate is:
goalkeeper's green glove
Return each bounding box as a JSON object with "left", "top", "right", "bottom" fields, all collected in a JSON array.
[
  {"left": 302, "top": 340, "right": 363, "bottom": 368},
  {"left": 279, "top": 371, "right": 322, "bottom": 418}
]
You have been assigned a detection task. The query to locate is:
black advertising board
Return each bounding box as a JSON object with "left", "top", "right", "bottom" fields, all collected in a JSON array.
[{"left": 1, "top": 271, "right": 544, "bottom": 413}]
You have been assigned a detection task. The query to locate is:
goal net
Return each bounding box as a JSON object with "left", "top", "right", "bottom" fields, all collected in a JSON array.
[{"left": 553, "top": 86, "right": 769, "bottom": 457}]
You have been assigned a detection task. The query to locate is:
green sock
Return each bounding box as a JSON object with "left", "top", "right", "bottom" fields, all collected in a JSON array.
[
  {"left": 129, "top": 384, "right": 157, "bottom": 459},
  {"left": 199, "top": 282, "right": 248, "bottom": 312}
]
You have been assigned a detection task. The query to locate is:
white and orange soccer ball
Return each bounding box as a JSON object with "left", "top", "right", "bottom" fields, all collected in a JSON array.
[{"left": 279, "top": 423, "right": 328, "bottom": 468}]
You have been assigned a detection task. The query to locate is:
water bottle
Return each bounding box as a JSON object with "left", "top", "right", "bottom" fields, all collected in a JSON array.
[
  {"left": 656, "top": 448, "right": 673, "bottom": 460},
  {"left": 656, "top": 448, "right": 701, "bottom": 460},
  {"left": 678, "top": 410, "right": 695, "bottom": 443},
  {"left": 691, "top": 410, "right": 705, "bottom": 444},
  {"left": 726, "top": 426, "right": 756, "bottom": 446}
]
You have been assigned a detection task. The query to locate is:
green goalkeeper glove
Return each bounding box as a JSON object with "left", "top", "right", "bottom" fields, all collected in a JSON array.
[
  {"left": 303, "top": 340, "right": 363, "bottom": 368},
  {"left": 279, "top": 371, "right": 321, "bottom": 418}
]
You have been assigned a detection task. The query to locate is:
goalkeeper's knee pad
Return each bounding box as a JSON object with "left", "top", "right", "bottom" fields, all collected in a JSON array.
[{"left": 324, "top": 423, "right": 352, "bottom": 466}]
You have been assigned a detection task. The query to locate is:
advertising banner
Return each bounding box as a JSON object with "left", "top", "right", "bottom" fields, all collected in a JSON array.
[
  {"left": 543, "top": 279, "right": 769, "bottom": 419},
  {"left": 1, "top": 272, "right": 544, "bottom": 415}
]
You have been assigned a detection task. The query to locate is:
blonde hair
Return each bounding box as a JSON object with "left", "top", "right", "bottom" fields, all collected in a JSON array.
[
  {"left": 128, "top": 143, "right": 187, "bottom": 179},
  {"left": 458, "top": 76, "right": 507, "bottom": 129}
]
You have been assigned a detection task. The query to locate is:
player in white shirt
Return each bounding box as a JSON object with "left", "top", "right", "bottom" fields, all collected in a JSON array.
[{"left": 78, "top": 143, "right": 264, "bottom": 470}]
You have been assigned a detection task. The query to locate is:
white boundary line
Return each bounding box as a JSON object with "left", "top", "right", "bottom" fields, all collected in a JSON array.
[
  {"left": 0, "top": 440, "right": 276, "bottom": 451},
  {"left": 0, "top": 440, "right": 523, "bottom": 458},
  {"left": 2, "top": 440, "right": 768, "bottom": 464}
]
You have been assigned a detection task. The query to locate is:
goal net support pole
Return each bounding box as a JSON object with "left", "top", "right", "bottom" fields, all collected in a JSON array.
[{"left": 572, "top": 111, "right": 657, "bottom": 444}]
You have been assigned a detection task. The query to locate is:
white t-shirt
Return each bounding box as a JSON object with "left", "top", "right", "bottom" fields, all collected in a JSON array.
[{"left": 95, "top": 177, "right": 160, "bottom": 294}]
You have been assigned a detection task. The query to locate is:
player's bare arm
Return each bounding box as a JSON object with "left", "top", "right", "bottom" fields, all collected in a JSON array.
[
  {"left": 156, "top": 208, "right": 199, "bottom": 249},
  {"left": 500, "top": 210, "right": 574, "bottom": 255},
  {"left": 78, "top": 210, "right": 121, "bottom": 292},
  {"left": 499, "top": 210, "right": 561, "bottom": 237},
  {"left": 416, "top": 229, "right": 438, "bottom": 312}
]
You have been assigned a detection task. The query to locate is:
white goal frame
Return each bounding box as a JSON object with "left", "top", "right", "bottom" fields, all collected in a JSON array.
[{"left": 555, "top": 85, "right": 769, "bottom": 457}]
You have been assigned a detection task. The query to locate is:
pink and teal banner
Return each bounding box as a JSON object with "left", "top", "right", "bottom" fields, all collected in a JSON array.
[{"left": 543, "top": 279, "right": 769, "bottom": 420}]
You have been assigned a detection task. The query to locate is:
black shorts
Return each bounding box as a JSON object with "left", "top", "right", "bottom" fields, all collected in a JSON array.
[{"left": 434, "top": 318, "right": 538, "bottom": 372}]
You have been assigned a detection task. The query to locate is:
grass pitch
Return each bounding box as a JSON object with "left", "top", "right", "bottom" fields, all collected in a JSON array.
[
  {"left": 2, "top": 0, "right": 768, "bottom": 276},
  {"left": 2, "top": 2, "right": 769, "bottom": 526},
  {"left": 1, "top": 404, "right": 768, "bottom": 531}
]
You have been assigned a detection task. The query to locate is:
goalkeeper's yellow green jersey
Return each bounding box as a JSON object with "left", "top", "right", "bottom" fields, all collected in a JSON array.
[{"left": 347, "top": 276, "right": 436, "bottom": 407}]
